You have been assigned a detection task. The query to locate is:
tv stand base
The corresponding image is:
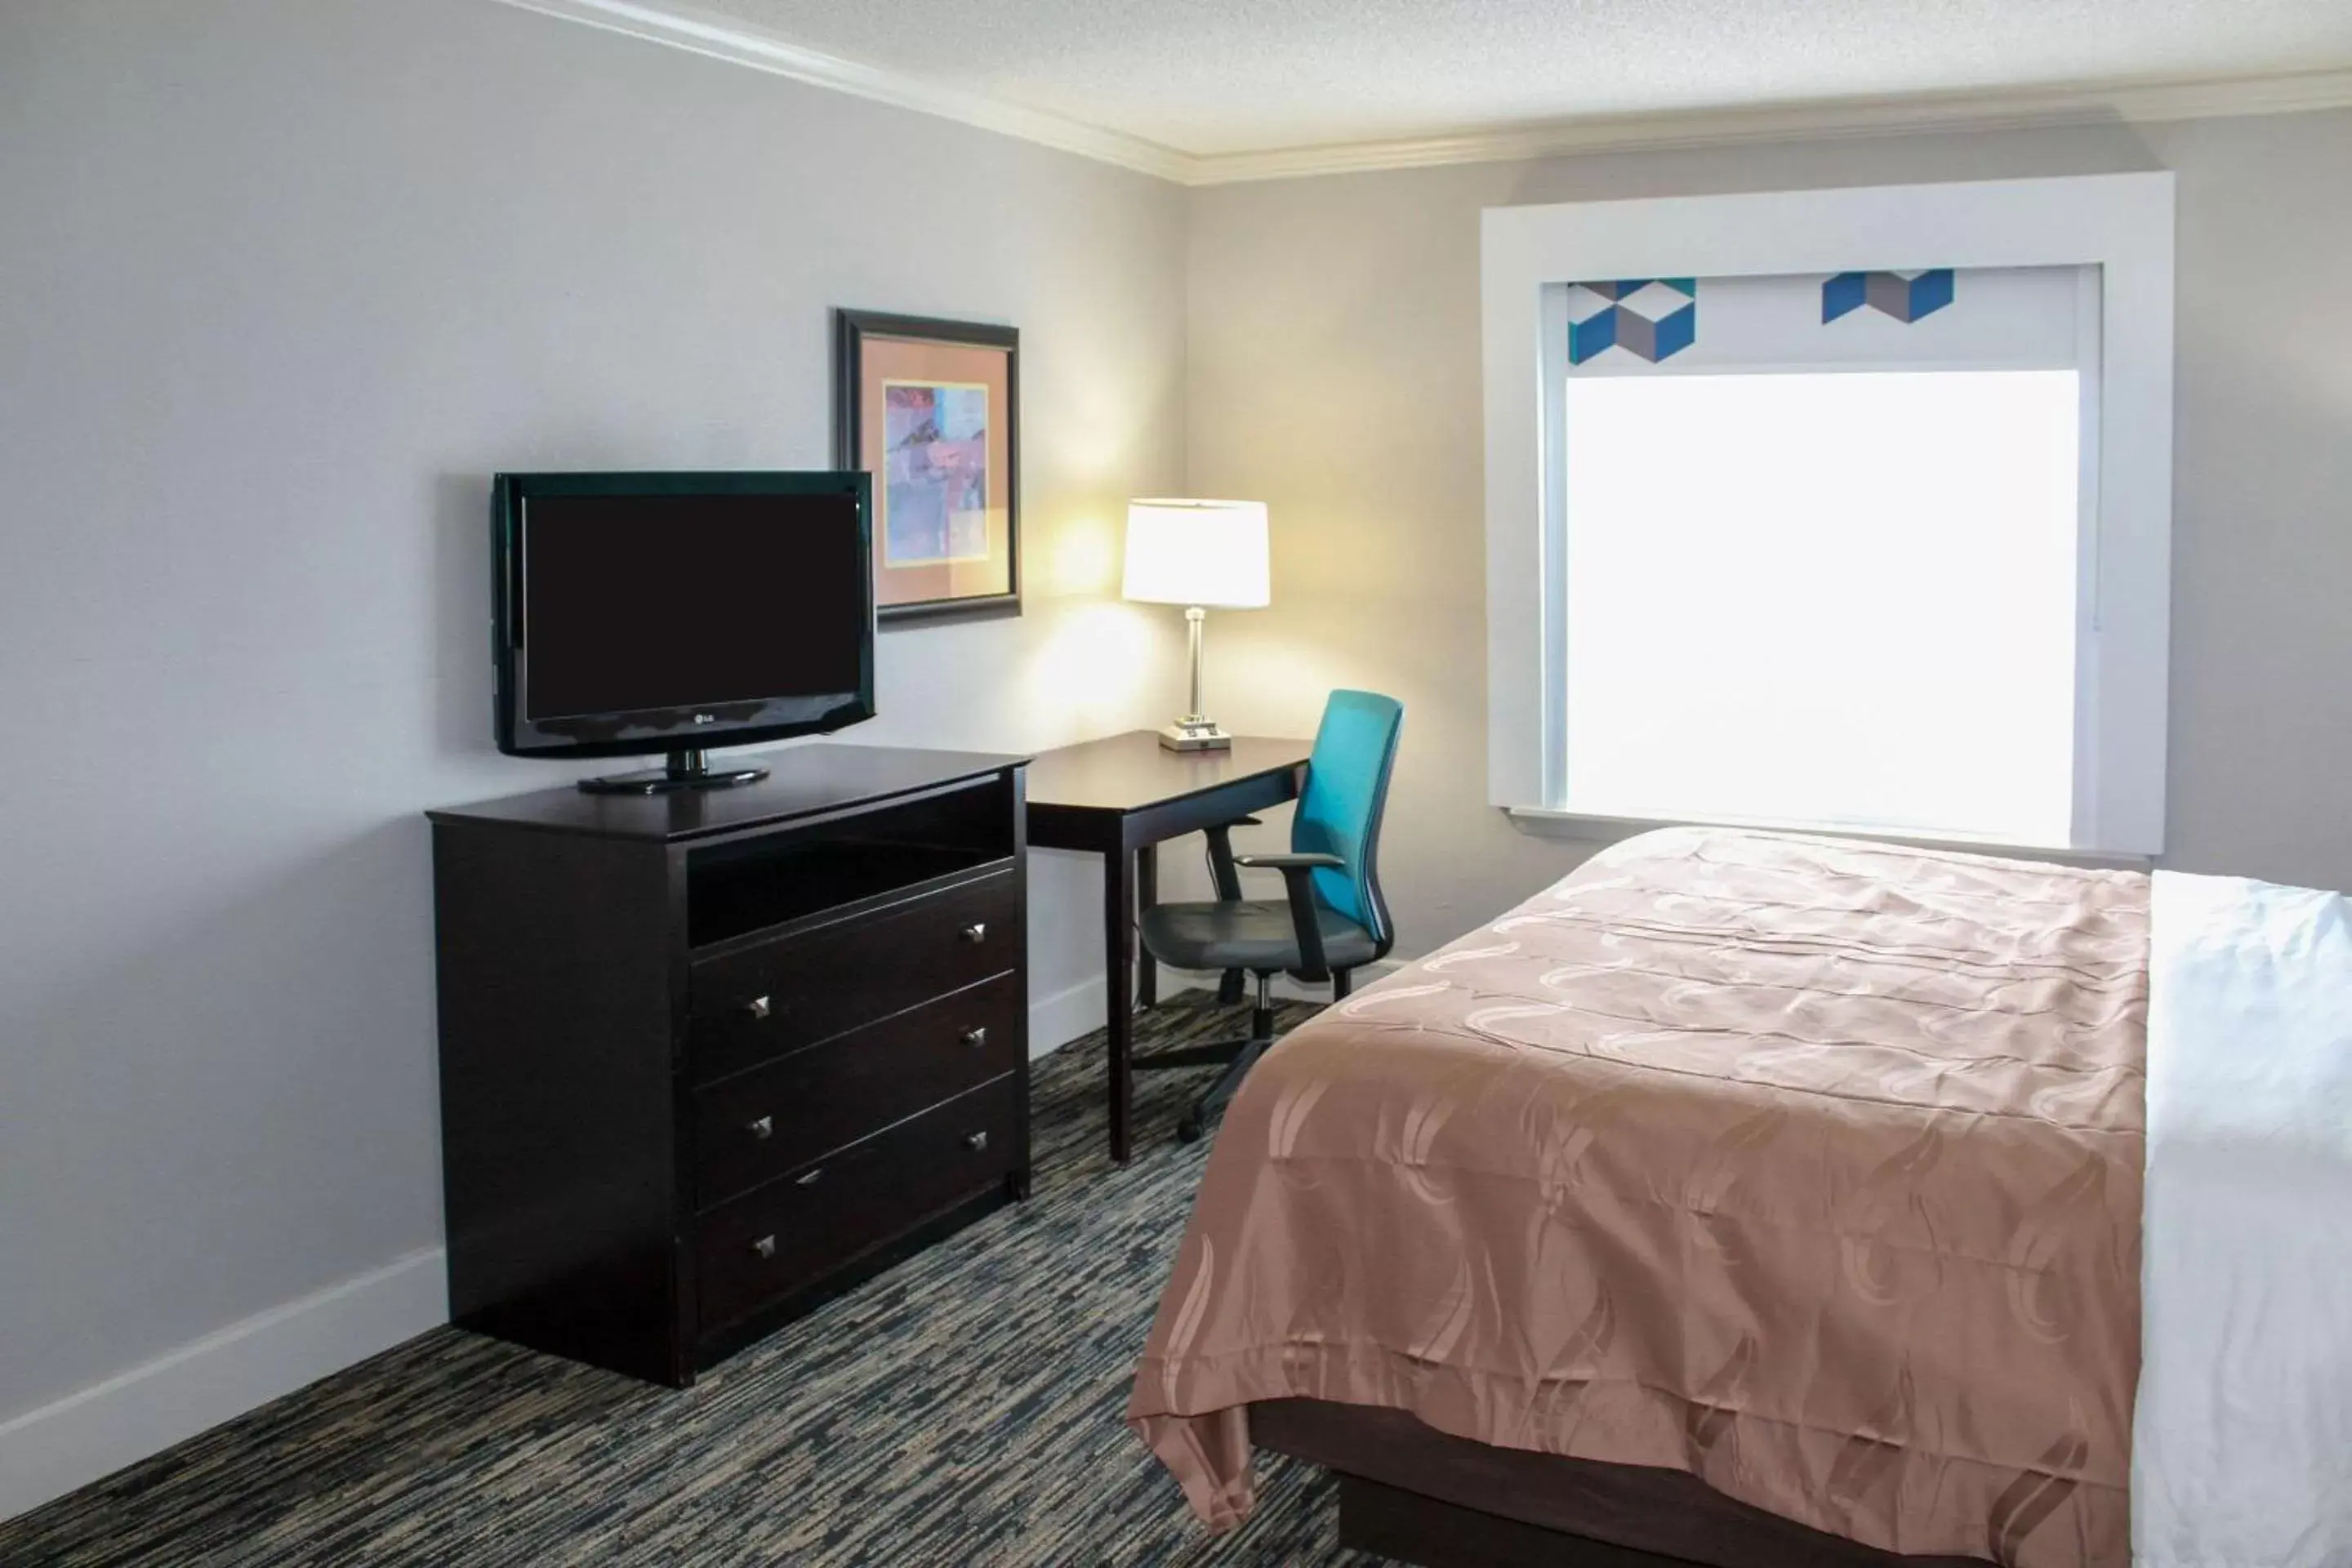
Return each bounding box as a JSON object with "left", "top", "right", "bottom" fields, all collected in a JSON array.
[{"left": 578, "top": 748, "right": 769, "bottom": 795}]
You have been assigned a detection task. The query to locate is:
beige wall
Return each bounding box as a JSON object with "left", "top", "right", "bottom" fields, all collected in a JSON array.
[
  {"left": 1181, "top": 111, "right": 2352, "bottom": 959},
  {"left": 6, "top": 0, "right": 2349, "bottom": 1494},
  {"left": 0, "top": 0, "right": 1183, "bottom": 1441}
]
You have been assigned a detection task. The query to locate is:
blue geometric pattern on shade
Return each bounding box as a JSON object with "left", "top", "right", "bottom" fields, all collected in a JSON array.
[
  {"left": 1581, "top": 278, "right": 1698, "bottom": 299},
  {"left": 1823, "top": 268, "right": 1955, "bottom": 323},
  {"left": 1568, "top": 307, "right": 1619, "bottom": 363},
  {"left": 1566, "top": 278, "right": 1698, "bottom": 365},
  {"left": 1822, "top": 270, "right": 1869, "bottom": 322}
]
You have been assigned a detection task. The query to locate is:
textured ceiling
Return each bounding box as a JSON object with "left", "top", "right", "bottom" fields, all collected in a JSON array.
[{"left": 688, "top": 0, "right": 2352, "bottom": 155}]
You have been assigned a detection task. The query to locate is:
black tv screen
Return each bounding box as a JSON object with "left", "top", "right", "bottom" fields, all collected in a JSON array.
[{"left": 492, "top": 473, "right": 875, "bottom": 761}]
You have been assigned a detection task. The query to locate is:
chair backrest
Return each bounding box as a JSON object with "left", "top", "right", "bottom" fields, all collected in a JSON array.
[{"left": 1291, "top": 689, "right": 1405, "bottom": 956}]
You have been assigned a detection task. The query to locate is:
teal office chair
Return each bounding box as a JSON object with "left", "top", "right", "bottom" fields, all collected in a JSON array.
[{"left": 1137, "top": 689, "right": 1404, "bottom": 1143}]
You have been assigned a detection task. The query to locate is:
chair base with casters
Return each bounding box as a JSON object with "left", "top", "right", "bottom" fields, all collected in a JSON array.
[
  {"left": 1142, "top": 971, "right": 1361, "bottom": 1143},
  {"left": 1128, "top": 690, "right": 1403, "bottom": 1145}
]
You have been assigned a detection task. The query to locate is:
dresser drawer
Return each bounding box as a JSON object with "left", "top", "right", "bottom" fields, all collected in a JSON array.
[
  {"left": 694, "top": 1076, "right": 1020, "bottom": 1338},
  {"left": 691, "top": 973, "right": 1022, "bottom": 1212},
  {"left": 688, "top": 869, "right": 1018, "bottom": 1084}
]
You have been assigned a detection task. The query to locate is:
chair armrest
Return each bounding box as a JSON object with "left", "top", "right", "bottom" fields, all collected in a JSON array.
[
  {"left": 1201, "top": 817, "right": 1265, "bottom": 902},
  {"left": 1234, "top": 853, "right": 1343, "bottom": 982}
]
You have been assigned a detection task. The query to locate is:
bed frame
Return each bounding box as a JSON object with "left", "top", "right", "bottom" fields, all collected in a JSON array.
[
  {"left": 1334, "top": 1474, "right": 1704, "bottom": 1568},
  {"left": 1254, "top": 1400, "right": 1996, "bottom": 1568}
]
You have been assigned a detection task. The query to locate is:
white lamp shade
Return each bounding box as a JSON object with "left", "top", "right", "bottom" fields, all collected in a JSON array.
[{"left": 1122, "top": 499, "right": 1271, "bottom": 608}]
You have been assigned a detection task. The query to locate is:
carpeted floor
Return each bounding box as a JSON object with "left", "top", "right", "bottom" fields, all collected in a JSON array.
[{"left": 0, "top": 993, "right": 1388, "bottom": 1568}]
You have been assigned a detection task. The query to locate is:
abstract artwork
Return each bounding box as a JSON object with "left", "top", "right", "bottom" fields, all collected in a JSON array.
[
  {"left": 882, "top": 381, "right": 991, "bottom": 564},
  {"left": 835, "top": 310, "right": 1020, "bottom": 623},
  {"left": 1824, "top": 268, "right": 1955, "bottom": 323},
  {"left": 1567, "top": 278, "right": 1698, "bottom": 365}
]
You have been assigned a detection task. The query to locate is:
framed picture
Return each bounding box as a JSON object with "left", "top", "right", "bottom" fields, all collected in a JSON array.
[{"left": 833, "top": 310, "right": 1020, "bottom": 625}]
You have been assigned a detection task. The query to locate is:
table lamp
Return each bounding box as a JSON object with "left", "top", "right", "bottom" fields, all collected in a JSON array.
[{"left": 1123, "top": 498, "right": 1270, "bottom": 751}]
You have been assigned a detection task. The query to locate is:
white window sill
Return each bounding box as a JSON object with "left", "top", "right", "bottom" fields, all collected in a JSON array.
[{"left": 1503, "top": 804, "right": 2153, "bottom": 870}]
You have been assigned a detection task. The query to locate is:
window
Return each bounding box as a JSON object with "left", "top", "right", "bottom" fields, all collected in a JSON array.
[
  {"left": 1562, "top": 367, "right": 2082, "bottom": 845},
  {"left": 1481, "top": 176, "right": 2175, "bottom": 854}
]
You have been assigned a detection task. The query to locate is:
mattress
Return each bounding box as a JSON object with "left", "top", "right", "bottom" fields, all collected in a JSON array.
[{"left": 1129, "top": 826, "right": 2149, "bottom": 1568}]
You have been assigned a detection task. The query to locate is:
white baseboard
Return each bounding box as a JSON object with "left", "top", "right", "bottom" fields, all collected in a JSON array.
[
  {"left": 3, "top": 964, "right": 1410, "bottom": 1523},
  {"left": 1025, "top": 960, "right": 1408, "bottom": 1060},
  {"left": 1156, "top": 958, "right": 1411, "bottom": 1004},
  {"left": 1027, "top": 973, "right": 1107, "bottom": 1057},
  {"left": 0, "top": 1246, "right": 448, "bottom": 1524}
]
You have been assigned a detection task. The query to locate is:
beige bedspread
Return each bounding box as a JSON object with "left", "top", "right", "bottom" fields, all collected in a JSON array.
[{"left": 1128, "top": 827, "right": 2148, "bottom": 1567}]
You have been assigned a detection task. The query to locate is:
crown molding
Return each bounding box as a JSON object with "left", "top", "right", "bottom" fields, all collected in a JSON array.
[
  {"left": 483, "top": 0, "right": 2352, "bottom": 189},
  {"left": 485, "top": 0, "right": 1193, "bottom": 182},
  {"left": 1187, "top": 65, "right": 2352, "bottom": 184}
]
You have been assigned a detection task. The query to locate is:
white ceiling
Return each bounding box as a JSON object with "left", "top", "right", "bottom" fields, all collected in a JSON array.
[{"left": 684, "top": 0, "right": 2352, "bottom": 157}]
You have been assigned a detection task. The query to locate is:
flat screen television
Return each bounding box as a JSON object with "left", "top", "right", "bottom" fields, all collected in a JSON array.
[{"left": 492, "top": 471, "right": 875, "bottom": 794}]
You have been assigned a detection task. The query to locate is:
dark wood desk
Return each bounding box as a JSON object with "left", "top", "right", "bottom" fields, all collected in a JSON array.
[{"left": 1027, "top": 732, "right": 1312, "bottom": 1162}]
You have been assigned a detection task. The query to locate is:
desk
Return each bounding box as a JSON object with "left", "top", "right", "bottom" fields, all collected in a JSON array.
[{"left": 1027, "top": 732, "right": 1313, "bottom": 1162}]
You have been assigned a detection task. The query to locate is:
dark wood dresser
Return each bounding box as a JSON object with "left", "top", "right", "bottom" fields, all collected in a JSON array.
[{"left": 427, "top": 744, "right": 1030, "bottom": 1386}]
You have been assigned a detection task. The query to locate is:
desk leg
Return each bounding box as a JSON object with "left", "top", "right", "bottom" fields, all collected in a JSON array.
[
  {"left": 1134, "top": 844, "right": 1158, "bottom": 1009},
  {"left": 1105, "top": 846, "right": 1134, "bottom": 1164}
]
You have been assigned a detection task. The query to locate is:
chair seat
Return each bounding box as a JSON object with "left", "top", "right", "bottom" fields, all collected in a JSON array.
[{"left": 1139, "top": 898, "right": 1379, "bottom": 975}]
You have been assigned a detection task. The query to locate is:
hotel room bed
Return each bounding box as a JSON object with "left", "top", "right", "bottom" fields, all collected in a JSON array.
[
  {"left": 1124, "top": 827, "right": 2352, "bottom": 1561},
  {"left": 1130, "top": 826, "right": 2146, "bottom": 1566},
  {"left": 1127, "top": 826, "right": 2352, "bottom": 1568}
]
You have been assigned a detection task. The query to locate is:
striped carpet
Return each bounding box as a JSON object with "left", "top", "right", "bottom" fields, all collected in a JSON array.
[{"left": 1, "top": 993, "right": 1388, "bottom": 1567}]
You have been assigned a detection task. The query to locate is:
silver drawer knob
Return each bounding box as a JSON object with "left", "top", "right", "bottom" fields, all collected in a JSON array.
[
  {"left": 960, "top": 1026, "right": 987, "bottom": 1049},
  {"left": 746, "top": 1116, "right": 773, "bottom": 1140},
  {"left": 958, "top": 923, "right": 987, "bottom": 944},
  {"left": 751, "top": 1234, "right": 777, "bottom": 1259},
  {"left": 963, "top": 1130, "right": 989, "bottom": 1153},
  {"left": 744, "top": 995, "right": 772, "bottom": 1021}
]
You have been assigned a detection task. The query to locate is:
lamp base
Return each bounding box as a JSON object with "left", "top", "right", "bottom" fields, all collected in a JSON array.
[{"left": 1157, "top": 719, "right": 1233, "bottom": 752}]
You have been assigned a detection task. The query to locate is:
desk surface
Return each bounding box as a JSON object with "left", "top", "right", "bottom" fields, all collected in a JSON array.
[{"left": 1023, "top": 732, "right": 1312, "bottom": 813}]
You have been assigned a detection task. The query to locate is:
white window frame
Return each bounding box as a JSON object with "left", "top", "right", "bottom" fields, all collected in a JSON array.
[{"left": 1481, "top": 173, "right": 2176, "bottom": 856}]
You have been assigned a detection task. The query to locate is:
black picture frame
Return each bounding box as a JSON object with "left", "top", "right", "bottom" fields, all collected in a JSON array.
[{"left": 832, "top": 309, "right": 1022, "bottom": 626}]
